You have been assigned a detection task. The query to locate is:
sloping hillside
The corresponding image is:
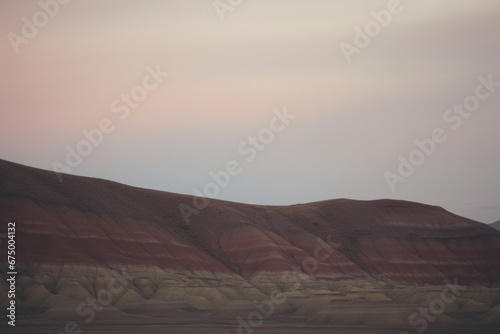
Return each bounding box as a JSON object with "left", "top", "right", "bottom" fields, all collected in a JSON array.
[{"left": 1, "top": 159, "right": 499, "bottom": 330}]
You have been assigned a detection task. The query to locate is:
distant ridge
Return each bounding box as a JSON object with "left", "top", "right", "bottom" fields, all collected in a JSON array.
[{"left": 490, "top": 220, "right": 500, "bottom": 230}]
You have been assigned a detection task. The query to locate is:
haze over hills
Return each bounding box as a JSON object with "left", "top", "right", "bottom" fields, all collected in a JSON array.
[
  {"left": 490, "top": 220, "right": 500, "bottom": 230},
  {"left": 1, "top": 158, "right": 499, "bottom": 333}
]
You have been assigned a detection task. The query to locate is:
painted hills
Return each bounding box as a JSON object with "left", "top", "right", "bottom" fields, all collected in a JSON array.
[{"left": 1, "top": 158, "right": 499, "bottom": 333}]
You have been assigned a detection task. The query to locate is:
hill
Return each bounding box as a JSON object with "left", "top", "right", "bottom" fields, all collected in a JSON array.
[{"left": 1, "top": 158, "right": 499, "bottom": 332}]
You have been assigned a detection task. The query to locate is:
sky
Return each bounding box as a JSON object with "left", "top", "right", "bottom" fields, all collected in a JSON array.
[{"left": 1, "top": 0, "right": 499, "bottom": 223}]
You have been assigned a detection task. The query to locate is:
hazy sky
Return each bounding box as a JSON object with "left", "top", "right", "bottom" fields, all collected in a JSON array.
[{"left": 1, "top": 0, "right": 499, "bottom": 223}]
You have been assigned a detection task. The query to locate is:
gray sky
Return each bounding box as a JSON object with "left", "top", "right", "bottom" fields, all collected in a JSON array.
[{"left": 1, "top": 0, "right": 499, "bottom": 223}]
